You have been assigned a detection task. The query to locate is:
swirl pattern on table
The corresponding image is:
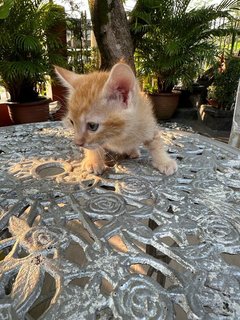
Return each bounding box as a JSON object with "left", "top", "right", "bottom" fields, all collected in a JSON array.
[
  {"left": 83, "top": 193, "right": 126, "bottom": 219},
  {"left": 0, "top": 122, "right": 239, "bottom": 319},
  {"left": 112, "top": 274, "right": 173, "bottom": 319}
]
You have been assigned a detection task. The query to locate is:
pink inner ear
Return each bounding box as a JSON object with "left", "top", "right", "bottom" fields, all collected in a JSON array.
[
  {"left": 105, "top": 63, "right": 135, "bottom": 107},
  {"left": 118, "top": 87, "right": 128, "bottom": 104},
  {"left": 116, "top": 83, "right": 130, "bottom": 104},
  {"left": 110, "top": 79, "right": 133, "bottom": 105}
]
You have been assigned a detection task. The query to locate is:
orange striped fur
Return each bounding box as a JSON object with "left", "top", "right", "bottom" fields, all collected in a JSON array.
[{"left": 55, "top": 63, "right": 177, "bottom": 176}]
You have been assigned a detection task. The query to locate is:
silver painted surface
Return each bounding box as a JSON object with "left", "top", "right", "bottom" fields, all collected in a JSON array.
[{"left": 0, "top": 122, "right": 240, "bottom": 319}]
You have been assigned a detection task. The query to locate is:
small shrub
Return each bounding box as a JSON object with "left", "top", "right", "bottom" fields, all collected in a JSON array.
[{"left": 212, "top": 56, "right": 240, "bottom": 110}]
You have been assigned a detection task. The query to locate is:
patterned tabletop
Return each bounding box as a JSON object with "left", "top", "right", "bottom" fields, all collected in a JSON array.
[{"left": 0, "top": 121, "right": 240, "bottom": 320}]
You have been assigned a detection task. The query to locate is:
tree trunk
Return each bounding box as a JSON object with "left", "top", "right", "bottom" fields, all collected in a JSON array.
[{"left": 88, "top": 0, "right": 135, "bottom": 72}]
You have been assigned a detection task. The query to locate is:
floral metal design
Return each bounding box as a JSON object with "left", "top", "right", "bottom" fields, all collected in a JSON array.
[{"left": 0, "top": 122, "right": 240, "bottom": 319}]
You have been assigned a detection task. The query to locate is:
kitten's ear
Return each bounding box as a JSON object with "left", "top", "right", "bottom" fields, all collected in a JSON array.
[
  {"left": 54, "top": 66, "right": 82, "bottom": 89},
  {"left": 103, "top": 63, "right": 136, "bottom": 107}
]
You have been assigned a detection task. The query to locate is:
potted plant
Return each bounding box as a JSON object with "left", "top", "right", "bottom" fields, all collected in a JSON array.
[
  {"left": 131, "top": 0, "right": 237, "bottom": 120},
  {"left": 199, "top": 55, "right": 240, "bottom": 130},
  {"left": 207, "top": 85, "right": 219, "bottom": 107},
  {"left": 209, "top": 56, "right": 240, "bottom": 110},
  {"left": 0, "top": 0, "right": 66, "bottom": 124}
]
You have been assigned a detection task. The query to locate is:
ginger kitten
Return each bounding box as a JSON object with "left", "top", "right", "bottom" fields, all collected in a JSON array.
[{"left": 55, "top": 63, "right": 177, "bottom": 175}]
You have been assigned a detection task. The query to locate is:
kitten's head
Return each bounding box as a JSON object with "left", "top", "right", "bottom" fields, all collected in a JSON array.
[{"left": 54, "top": 63, "right": 138, "bottom": 149}]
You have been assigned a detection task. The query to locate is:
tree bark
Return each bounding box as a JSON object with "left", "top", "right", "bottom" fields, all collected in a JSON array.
[{"left": 88, "top": 0, "right": 135, "bottom": 72}]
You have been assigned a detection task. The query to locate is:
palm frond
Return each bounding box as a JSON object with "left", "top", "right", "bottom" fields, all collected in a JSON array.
[
  {"left": 132, "top": 0, "right": 238, "bottom": 91},
  {"left": 0, "top": 0, "right": 66, "bottom": 101},
  {"left": 0, "top": 0, "right": 14, "bottom": 19}
]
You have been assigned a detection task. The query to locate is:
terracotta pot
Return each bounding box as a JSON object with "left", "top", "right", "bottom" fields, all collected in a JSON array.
[
  {"left": 148, "top": 92, "right": 180, "bottom": 120},
  {"left": 0, "top": 103, "right": 13, "bottom": 126},
  {"left": 207, "top": 98, "right": 218, "bottom": 107},
  {"left": 8, "top": 98, "right": 51, "bottom": 124}
]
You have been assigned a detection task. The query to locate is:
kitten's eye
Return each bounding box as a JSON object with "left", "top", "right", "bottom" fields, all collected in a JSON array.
[
  {"left": 69, "top": 118, "right": 74, "bottom": 126},
  {"left": 87, "top": 122, "right": 99, "bottom": 132}
]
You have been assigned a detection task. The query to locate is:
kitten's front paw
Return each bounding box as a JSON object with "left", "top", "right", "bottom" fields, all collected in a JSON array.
[
  {"left": 82, "top": 159, "right": 106, "bottom": 175},
  {"left": 153, "top": 158, "right": 178, "bottom": 176},
  {"left": 127, "top": 148, "right": 141, "bottom": 159}
]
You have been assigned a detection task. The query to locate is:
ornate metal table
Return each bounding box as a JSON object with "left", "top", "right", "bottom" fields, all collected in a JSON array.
[{"left": 0, "top": 121, "right": 240, "bottom": 320}]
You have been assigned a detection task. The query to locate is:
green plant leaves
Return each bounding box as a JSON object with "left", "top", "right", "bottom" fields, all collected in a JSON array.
[
  {"left": 0, "top": 0, "right": 67, "bottom": 102},
  {"left": 0, "top": 0, "right": 14, "bottom": 19},
  {"left": 15, "top": 35, "right": 42, "bottom": 52},
  {"left": 132, "top": 0, "right": 239, "bottom": 92}
]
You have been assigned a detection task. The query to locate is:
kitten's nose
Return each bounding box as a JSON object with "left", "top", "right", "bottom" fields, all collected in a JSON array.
[{"left": 74, "top": 138, "right": 85, "bottom": 147}]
